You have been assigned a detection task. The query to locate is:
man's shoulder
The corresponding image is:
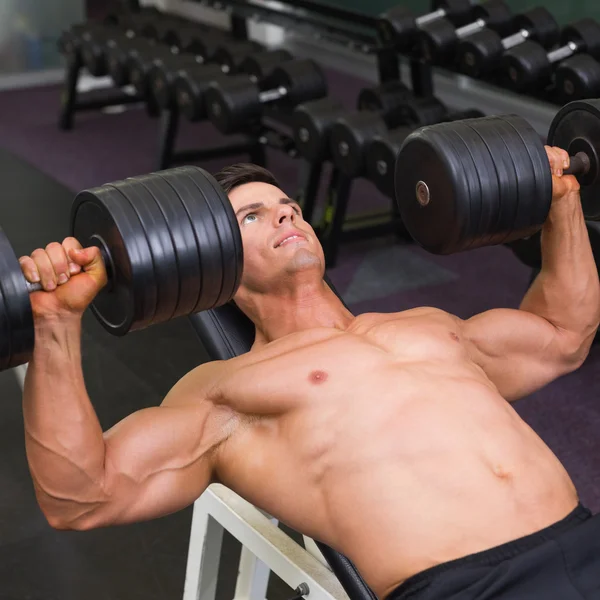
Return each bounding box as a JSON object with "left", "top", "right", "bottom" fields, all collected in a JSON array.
[{"left": 163, "top": 359, "right": 240, "bottom": 407}]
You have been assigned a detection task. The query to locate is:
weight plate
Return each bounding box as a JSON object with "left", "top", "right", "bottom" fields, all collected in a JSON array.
[
  {"left": 547, "top": 99, "right": 600, "bottom": 220},
  {"left": 158, "top": 170, "right": 221, "bottom": 311},
  {"left": 452, "top": 121, "right": 500, "bottom": 251},
  {"left": 435, "top": 125, "right": 483, "bottom": 253},
  {"left": 196, "top": 168, "right": 244, "bottom": 305},
  {"left": 0, "top": 283, "right": 13, "bottom": 372},
  {"left": 71, "top": 186, "right": 157, "bottom": 335},
  {"left": 475, "top": 117, "right": 521, "bottom": 245},
  {"left": 111, "top": 178, "right": 180, "bottom": 325},
  {"left": 205, "top": 75, "right": 260, "bottom": 134},
  {"left": 176, "top": 166, "right": 242, "bottom": 309},
  {"left": 174, "top": 64, "right": 224, "bottom": 122},
  {"left": 0, "top": 227, "right": 34, "bottom": 368},
  {"left": 503, "top": 115, "right": 552, "bottom": 230},
  {"left": 395, "top": 125, "right": 471, "bottom": 254},
  {"left": 152, "top": 174, "right": 204, "bottom": 318},
  {"left": 330, "top": 112, "right": 388, "bottom": 178},
  {"left": 366, "top": 127, "right": 413, "bottom": 198},
  {"left": 491, "top": 116, "right": 540, "bottom": 242},
  {"left": 292, "top": 98, "right": 345, "bottom": 162}
]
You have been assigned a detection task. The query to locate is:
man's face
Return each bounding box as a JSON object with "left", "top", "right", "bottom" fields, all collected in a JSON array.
[{"left": 229, "top": 182, "right": 325, "bottom": 295}]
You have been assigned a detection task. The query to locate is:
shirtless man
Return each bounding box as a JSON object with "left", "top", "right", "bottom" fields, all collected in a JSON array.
[{"left": 19, "top": 147, "right": 600, "bottom": 600}]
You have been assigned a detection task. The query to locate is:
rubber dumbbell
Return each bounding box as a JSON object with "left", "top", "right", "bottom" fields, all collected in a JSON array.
[
  {"left": 419, "top": 0, "right": 513, "bottom": 66},
  {"left": 106, "top": 27, "right": 209, "bottom": 89},
  {"left": 329, "top": 95, "right": 450, "bottom": 178},
  {"left": 146, "top": 31, "right": 259, "bottom": 107},
  {"left": 554, "top": 54, "right": 600, "bottom": 103},
  {"left": 106, "top": 37, "right": 159, "bottom": 87},
  {"left": 173, "top": 49, "right": 292, "bottom": 121},
  {"left": 377, "top": 0, "right": 473, "bottom": 52},
  {"left": 128, "top": 46, "right": 180, "bottom": 97},
  {"left": 502, "top": 19, "right": 600, "bottom": 93},
  {"left": 292, "top": 81, "right": 411, "bottom": 163},
  {"left": 366, "top": 109, "right": 484, "bottom": 198},
  {"left": 154, "top": 48, "right": 290, "bottom": 113},
  {"left": 205, "top": 59, "right": 327, "bottom": 134},
  {"left": 456, "top": 7, "right": 559, "bottom": 78}
]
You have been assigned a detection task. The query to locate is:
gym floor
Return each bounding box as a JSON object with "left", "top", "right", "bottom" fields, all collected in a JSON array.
[{"left": 0, "top": 66, "right": 599, "bottom": 599}]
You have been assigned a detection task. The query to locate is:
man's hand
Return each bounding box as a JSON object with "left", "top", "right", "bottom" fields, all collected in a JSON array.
[
  {"left": 19, "top": 237, "right": 108, "bottom": 319},
  {"left": 545, "top": 145, "right": 580, "bottom": 201}
]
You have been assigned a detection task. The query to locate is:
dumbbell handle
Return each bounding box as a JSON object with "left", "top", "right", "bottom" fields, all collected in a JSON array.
[
  {"left": 456, "top": 18, "right": 487, "bottom": 39},
  {"left": 564, "top": 151, "right": 591, "bottom": 176},
  {"left": 416, "top": 8, "right": 447, "bottom": 27},
  {"left": 502, "top": 28, "right": 531, "bottom": 50},
  {"left": 547, "top": 41, "right": 579, "bottom": 64},
  {"left": 259, "top": 86, "right": 288, "bottom": 103}
]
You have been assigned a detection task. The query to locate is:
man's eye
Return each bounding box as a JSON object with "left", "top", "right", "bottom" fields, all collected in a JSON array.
[{"left": 242, "top": 213, "right": 258, "bottom": 224}]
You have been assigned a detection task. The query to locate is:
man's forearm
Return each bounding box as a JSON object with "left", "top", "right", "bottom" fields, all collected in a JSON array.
[
  {"left": 521, "top": 195, "right": 600, "bottom": 341},
  {"left": 23, "top": 315, "right": 107, "bottom": 525}
]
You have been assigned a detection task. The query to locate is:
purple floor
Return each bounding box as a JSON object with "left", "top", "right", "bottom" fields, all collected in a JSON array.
[{"left": 1, "top": 76, "right": 599, "bottom": 514}]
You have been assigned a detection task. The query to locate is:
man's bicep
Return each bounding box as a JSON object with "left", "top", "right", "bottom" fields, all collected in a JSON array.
[
  {"left": 97, "top": 363, "right": 234, "bottom": 526},
  {"left": 463, "top": 309, "right": 575, "bottom": 401}
]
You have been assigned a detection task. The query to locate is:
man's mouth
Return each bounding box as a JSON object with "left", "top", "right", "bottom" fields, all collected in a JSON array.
[{"left": 275, "top": 234, "right": 306, "bottom": 248}]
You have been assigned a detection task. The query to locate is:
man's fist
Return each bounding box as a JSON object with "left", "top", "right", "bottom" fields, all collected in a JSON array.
[
  {"left": 19, "top": 237, "right": 108, "bottom": 318},
  {"left": 545, "top": 145, "right": 581, "bottom": 201}
]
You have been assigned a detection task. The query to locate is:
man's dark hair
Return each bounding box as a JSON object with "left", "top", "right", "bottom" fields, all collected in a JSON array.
[{"left": 214, "top": 163, "right": 281, "bottom": 195}]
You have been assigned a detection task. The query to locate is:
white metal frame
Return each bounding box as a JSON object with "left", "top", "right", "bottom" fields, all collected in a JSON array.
[{"left": 184, "top": 485, "right": 348, "bottom": 600}]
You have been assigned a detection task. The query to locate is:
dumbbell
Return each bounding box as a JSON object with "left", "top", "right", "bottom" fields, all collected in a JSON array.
[
  {"left": 329, "top": 95, "right": 452, "bottom": 178},
  {"left": 149, "top": 40, "right": 272, "bottom": 112},
  {"left": 418, "top": 0, "right": 513, "bottom": 66},
  {"left": 394, "top": 98, "right": 600, "bottom": 255},
  {"left": 0, "top": 166, "right": 243, "bottom": 371},
  {"left": 366, "top": 109, "right": 484, "bottom": 198},
  {"left": 106, "top": 37, "right": 159, "bottom": 87},
  {"left": 205, "top": 59, "right": 328, "bottom": 135},
  {"left": 79, "top": 14, "right": 181, "bottom": 77},
  {"left": 291, "top": 81, "right": 411, "bottom": 164},
  {"left": 554, "top": 55, "right": 600, "bottom": 103},
  {"left": 173, "top": 49, "right": 293, "bottom": 120},
  {"left": 376, "top": 0, "right": 473, "bottom": 52},
  {"left": 502, "top": 19, "right": 600, "bottom": 93},
  {"left": 456, "top": 7, "right": 559, "bottom": 78}
]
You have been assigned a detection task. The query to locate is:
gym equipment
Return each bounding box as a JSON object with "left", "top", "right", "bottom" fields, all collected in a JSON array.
[
  {"left": 377, "top": 0, "right": 473, "bottom": 52},
  {"left": 554, "top": 55, "right": 600, "bottom": 104},
  {"left": 503, "top": 19, "right": 600, "bottom": 92},
  {"left": 394, "top": 99, "right": 600, "bottom": 255},
  {"left": 205, "top": 59, "right": 327, "bottom": 134},
  {"left": 173, "top": 49, "right": 292, "bottom": 120},
  {"left": 456, "top": 7, "right": 559, "bottom": 78},
  {"left": 106, "top": 37, "right": 159, "bottom": 87},
  {"left": 0, "top": 166, "right": 243, "bottom": 370},
  {"left": 292, "top": 81, "right": 411, "bottom": 163},
  {"left": 329, "top": 95, "right": 454, "bottom": 179},
  {"left": 418, "top": 0, "right": 513, "bottom": 66},
  {"left": 366, "top": 110, "right": 484, "bottom": 198},
  {"left": 153, "top": 48, "right": 290, "bottom": 113}
]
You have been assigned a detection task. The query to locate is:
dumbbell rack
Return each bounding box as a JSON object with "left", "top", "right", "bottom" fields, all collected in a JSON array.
[
  {"left": 58, "top": 10, "right": 251, "bottom": 132},
  {"left": 183, "top": 0, "right": 434, "bottom": 95}
]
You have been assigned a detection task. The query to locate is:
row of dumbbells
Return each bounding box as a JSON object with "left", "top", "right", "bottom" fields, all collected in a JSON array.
[
  {"left": 377, "top": 0, "right": 600, "bottom": 104},
  {"left": 58, "top": 9, "right": 328, "bottom": 135},
  {"left": 292, "top": 82, "right": 483, "bottom": 197}
]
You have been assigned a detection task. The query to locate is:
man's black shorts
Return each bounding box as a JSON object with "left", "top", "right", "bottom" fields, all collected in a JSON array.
[{"left": 387, "top": 504, "right": 599, "bottom": 599}]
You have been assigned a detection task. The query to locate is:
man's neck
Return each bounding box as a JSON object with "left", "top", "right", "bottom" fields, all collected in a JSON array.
[{"left": 248, "top": 279, "right": 354, "bottom": 345}]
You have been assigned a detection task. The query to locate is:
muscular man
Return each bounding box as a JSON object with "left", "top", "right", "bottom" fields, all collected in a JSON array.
[{"left": 19, "top": 147, "right": 600, "bottom": 600}]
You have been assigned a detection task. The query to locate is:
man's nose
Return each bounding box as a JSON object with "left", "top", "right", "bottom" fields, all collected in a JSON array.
[{"left": 275, "top": 204, "right": 296, "bottom": 224}]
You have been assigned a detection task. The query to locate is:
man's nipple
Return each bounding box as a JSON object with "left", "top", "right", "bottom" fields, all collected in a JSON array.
[{"left": 308, "top": 370, "right": 328, "bottom": 384}]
